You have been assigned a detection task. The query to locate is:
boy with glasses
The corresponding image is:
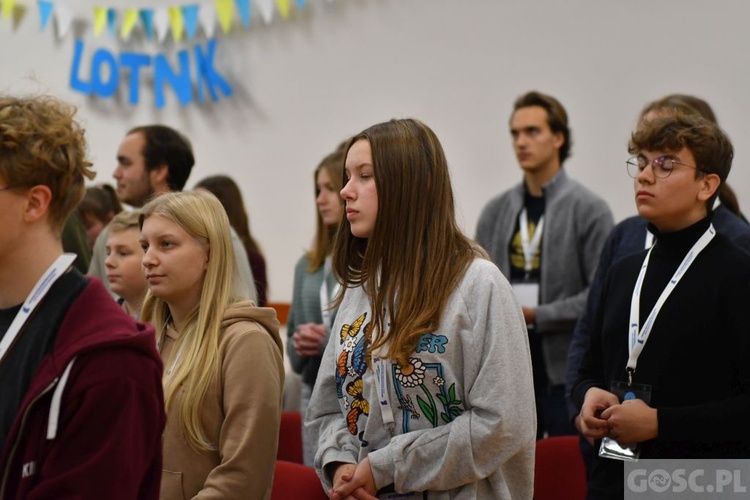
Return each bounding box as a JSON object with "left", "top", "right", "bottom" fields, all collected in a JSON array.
[
  {"left": 572, "top": 112, "right": 750, "bottom": 498},
  {"left": 0, "top": 96, "right": 165, "bottom": 499},
  {"left": 564, "top": 95, "right": 750, "bottom": 477}
]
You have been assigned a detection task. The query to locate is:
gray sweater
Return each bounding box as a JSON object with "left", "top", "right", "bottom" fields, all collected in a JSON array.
[
  {"left": 475, "top": 168, "right": 613, "bottom": 385},
  {"left": 286, "top": 254, "right": 339, "bottom": 386},
  {"left": 306, "top": 258, "right": 536, "bottom": 499}
]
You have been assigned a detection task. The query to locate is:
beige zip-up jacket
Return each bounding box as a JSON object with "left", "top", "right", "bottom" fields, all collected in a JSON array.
[{"left": 160, "top": 302, "right": 283, "bottom": 500}]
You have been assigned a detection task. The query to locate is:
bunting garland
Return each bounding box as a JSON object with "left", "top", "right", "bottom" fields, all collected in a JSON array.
[
  {"left": 121, "top": 8, "right": 139, "bottom": 40},
  {"left": 37, "top": 0, "right": 53, "bottom": 31},
  {"left": 182, "top": 5, "right": 199, "bottom": 39},
  {"left": 256, "top": 0, "right": 273, "bottom": 24},
  {"left": 235, "top": 0, "right": 250, "bottom": 28},
  {"left": 1, "top": 0, "right": 327, "bottom": 110},
  {"left": 2, "top": 0, "right": 313, "bottom": 41},
  {"left": 1, "top": 0, "right": 15, "bottom": 20}
]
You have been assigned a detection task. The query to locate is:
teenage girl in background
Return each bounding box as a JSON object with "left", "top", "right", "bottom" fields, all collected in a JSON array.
[{"left": 287, "top": 145, "right": 345, "bottom": 466}]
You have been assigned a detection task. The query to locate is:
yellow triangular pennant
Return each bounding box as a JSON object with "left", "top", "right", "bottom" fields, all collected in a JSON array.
[
  {"left": 168, "top": 6, "right": 184, "bottom": 41},
  {"left": 93, "top": 6, "right": 107, "bottom": 36},
  {"left": 276, "top": 0, "right": 290, "bottom": 20},
  {"left": 215, "top": 0, "right": 233, "bottom": 33},
  {"left": 121, "top": 8, "right": 139, "bottom": 40},
  {"left": 1, "top": 0, "right": 16, "bottom": 20}
]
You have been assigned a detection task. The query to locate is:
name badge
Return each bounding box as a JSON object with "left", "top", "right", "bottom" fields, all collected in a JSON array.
[
  {"left": 512, "top": 282, "right": 539, "bottom": 309},
  {"left": 598, "top": 380, "right": 652, "bottom": 462}
]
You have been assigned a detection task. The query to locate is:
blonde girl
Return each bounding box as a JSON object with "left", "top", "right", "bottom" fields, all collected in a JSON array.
[{"left": 140, "top": 191, "right": 284, "bottom": 499}]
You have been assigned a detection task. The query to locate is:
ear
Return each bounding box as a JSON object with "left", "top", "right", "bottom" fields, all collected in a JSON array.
[
  {"left": 697, "top": 173, "right": 721, "bottom": 204},
  {"left": 23, "top": 185, "right": 53, "bottom": 223},
  {"left": 552, "top": 131, "right": 565, "bottom": 150},
  {"left": 149, "top": 164, "right": 170, "bottom": 192}
]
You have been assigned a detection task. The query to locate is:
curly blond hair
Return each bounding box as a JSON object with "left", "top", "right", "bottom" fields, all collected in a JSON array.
[{"left": 0, "top": 95, "right": 94, "bottom": 230}]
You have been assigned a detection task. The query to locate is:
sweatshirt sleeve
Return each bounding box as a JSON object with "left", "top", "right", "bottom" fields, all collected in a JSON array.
[
  {"left": 367, "top": 264, "right": 536, "bottom": 493},
  {"left": 197, "top": 326, "right": 284, "bottom": 500},
  {"left": 28, "top": 349, "right": 165, "bottom": 500},
  {"left": 305, "top": 329, "right": 360, "bottom": 491}
]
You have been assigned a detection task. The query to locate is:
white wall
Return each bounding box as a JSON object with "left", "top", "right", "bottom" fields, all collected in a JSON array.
[{"left": 2, "top": 0, "right": 749, "bottom": 302}]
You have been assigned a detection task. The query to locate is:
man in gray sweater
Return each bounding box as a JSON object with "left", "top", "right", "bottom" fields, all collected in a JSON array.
[{"left": 475, "top": 90, "right": 613, "bottom": 438}]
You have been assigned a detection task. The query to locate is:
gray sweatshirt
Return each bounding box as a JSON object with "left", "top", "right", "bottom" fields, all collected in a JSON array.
[{"left": 305, "top": 258, "right": 536, "bottom": 499}]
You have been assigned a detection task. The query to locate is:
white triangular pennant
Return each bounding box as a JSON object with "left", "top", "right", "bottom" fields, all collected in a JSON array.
[
  {"left": 154, "top": 7, "right": 170, "bottom": 43},
  {"left": 198, "top": 3, "right": 217, "bottom": 38},
  {"left": 54, "top": 1, "right": 73, "bottom": 39},
  {"left": 256, "top": 0, "right": 274, "bottom": 24}
]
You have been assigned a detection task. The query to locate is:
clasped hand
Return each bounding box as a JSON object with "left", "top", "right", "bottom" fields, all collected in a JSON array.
[
  {"left": 292, "top": 323, "right": 328, "bottom": 358},
  {"left": 579, "top": 387, "right": 658, "bottom": 445},
  {"left": 330, "top": 458, "right": 378, "bottom": 500}
]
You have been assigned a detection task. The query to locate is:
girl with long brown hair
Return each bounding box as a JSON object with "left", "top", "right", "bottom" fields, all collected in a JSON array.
[{"left": 306, "top": 118, "right": 536, "bottom": 499}]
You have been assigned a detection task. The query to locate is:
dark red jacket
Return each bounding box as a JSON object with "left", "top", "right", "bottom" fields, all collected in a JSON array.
[{"left": 0, "top": 278, "right": 165, "bottom": 499}]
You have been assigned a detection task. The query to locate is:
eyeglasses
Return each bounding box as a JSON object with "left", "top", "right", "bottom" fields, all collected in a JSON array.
[{"left": 626, "top": 155, "right": 701, "bottom": 179}]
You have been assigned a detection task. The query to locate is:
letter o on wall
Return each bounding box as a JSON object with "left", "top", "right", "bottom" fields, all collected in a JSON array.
[{"left": 91, "top": 48, "right": 119, "bottom": 98}]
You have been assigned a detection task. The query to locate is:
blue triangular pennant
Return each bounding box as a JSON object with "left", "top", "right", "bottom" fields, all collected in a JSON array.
[
  {"left": 107, "top": 8, "right": 116, "bottom": 37},
  {"left": 140, "top": 8, "right": 155, "bottom": 39},
  {"left": 235, "top": 0, "right": 250, "bottom": 28},
  {"left": 182, "top": 5, "right": 199, "bottom": 39},
  {"left": 296, "top": 0, "right": 304, "bottom": 9},
  {"left": 38, "top": 0, "right": 54, "bottom": 31}
]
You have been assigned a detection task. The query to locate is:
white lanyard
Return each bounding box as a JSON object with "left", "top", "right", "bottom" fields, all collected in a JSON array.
[
  {"left": 519, "top": 208, "right": 544, "bottom": 274},
  {"left": 372, "top": 309, "right": 396, "bottom": 436},
  {"left": 319, "top": 257, "right": 340, "bottom": 331},
  {"left": 0, "top": 254, "right": 77, "bottom": 367},
  {"left": 644, "top": 230, "right": 654, "bottom": 250},
  {"left": 627, "top": 224, "right": 715, "bottom": 384},
  {"left": 373, "top": 355, "right": 396, "bottom": 436}
]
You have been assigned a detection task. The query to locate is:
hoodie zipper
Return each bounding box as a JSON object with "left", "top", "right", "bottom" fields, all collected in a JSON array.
[{"left": 0, "top": 378, "right": 59, "bottom": 499}]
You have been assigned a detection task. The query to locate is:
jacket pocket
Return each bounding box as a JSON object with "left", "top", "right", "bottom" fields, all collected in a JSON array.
[{"left": 162, "top": 469, "right": 186, "bottom": 499}]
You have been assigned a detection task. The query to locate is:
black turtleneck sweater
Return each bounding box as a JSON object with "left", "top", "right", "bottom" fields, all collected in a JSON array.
[{"left": 573, "top": 215, "right": 750, "bottom": 498}]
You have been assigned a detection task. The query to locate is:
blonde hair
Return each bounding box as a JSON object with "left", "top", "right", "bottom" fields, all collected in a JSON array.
[
  {"left": 308, "top": 145, "right": 346, "bottom": 271},
  {"left": 109, "top": 210, "right": 140, "bottom": 233},
  {"left": 140, "top": 191, "right": 238, "bottom": 451}
]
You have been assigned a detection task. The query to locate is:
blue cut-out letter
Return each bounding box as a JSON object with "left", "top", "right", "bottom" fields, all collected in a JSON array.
[
  {"left": 120, "top": 53, "right": 152, "bottom": 105},
  {"left": 154, "top": 50, "right": 193, "bottom": 109},
  {"left": 90, "top": 48, "right": 119, "bottom": 97},
  {"left": 69, "top": 40, "right": 92, "bottom": 95},
  {"left": 195, "top": 39, "right": 232, "bottom": 103}
]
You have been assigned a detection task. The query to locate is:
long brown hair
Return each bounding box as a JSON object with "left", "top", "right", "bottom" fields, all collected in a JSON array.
[
  {"left": 333, "top": 118, "right": 479, "bottom": 367},
  {"left": 307, "top": 146, "right": 346, "bottom": 271},
  {"left": 194, "top": 175, "right": 262, "bottom": 257}
]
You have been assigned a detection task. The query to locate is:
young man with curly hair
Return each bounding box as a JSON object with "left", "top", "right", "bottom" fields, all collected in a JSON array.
[{"left": 0, "top": 95, "right": 165, "bottom": 499}]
